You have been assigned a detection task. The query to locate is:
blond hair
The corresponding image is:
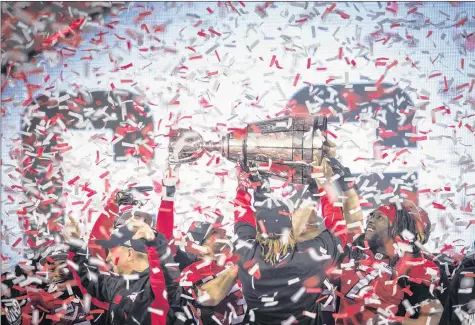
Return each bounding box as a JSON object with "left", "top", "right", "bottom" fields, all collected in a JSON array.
[{"left": 256, "top": 231, "right": 296, "bottom": 266}]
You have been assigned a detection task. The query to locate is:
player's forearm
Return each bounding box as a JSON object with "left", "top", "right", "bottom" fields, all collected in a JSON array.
[
  {"left": 156, "top": 200, "right": 174, "bottom": 240},
  {"left": 198, "top": 265, "right": 238, "bottom": 306},
  {"left": 292, "top": 205, "right": 321, "bottom": 242},
  {"left": 402, "top": 300, "right": 442, "bottom": 325},
  {"left": 402, "top": 316, "right": 440, "bottom": 325},
  {"left": 342, "top": 188, "right": 364, "bottom": 242},
  {"left": 234, "top": 189, "right": 256, "bottom": 227}
]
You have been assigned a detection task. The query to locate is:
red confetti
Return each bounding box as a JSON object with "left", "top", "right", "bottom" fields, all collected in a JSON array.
[
  {"left": 466, "top": 220, "right": 475, "bottom": 229},
  {"left": 386, "top": 6, "right": 397, "bottom": 14},
  {"left": 387, "top": 60, "right": 398, "bottom": 70},
  {"left": 456, "top": 17, "right": 468, "bottom": 27},
  {"left": 113, "top": 294, "right": 122, "bottom": 304},
  {"left": 409, "top": 136, "right": 427, "bottom": 142},
  {"left": 335, "top": 10, "right": 350, "bottom": 19},
  {"left": 293, "top": 73, "right": 300, "bottom": 87},
  {"left": 433, "top": 202, "right": 446, "bottom": 210},
  {"left": 12, "top": 237, "right": 22, "bottom": 247},
  {"left": 208, "top": 28, "right": 221, "bottom": 36},
  {"left": 407, "top": 7, "right": 418, "bottom": 14},
  {"left": 120, "top": 63, "right": 133, "bottom": 70},
  {"left": 206, "top": 7, "right": 214, "bottom": 13},
  {"left": 456, "top": 83, "right": 469, "bottom": 91},
  {"left": 67, "top": 176, "right": 80, "bottom": 186},
  {"left": 141, "top": 24, "right": 150, "bottom": 33},
  {"left": 322, "top": 3, "right": 336, "bottom": 20},
  {"left": 443, "top": 76, "right": 449, "bottom": 92}
]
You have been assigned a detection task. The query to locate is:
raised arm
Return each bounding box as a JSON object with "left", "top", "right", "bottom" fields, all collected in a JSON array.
[
  {"left": 64, "top": 216, "right": 123, "bottom": 303},
  {"left": 131, "top": 221, "right": 170, "bottom": 325},
  {"left": 69, "top": 245, "right": 124, "bottom": 303},
  {"left": 197, "top": 265, "right": 239, "bottom": 307},
  {"left": 88, "top": 189, "right": 120, "bottom": 260},
  {"left": 319, "top": 187, "right": 347, "bottom": 246},
  {"left": 233, "top": 189, "right": 257, "bottom": 242},
  {"left": 129, "top": 218, "right": 183, "bottom": 313},
  {"left": 320, "top": 156, "right": 364, "bottom": 245},
  {"left": 341, "top": 188, "right": 364, "bottom": 244},
  {"left": 155, "top": 168, "right": 178, "bottom": 240}
]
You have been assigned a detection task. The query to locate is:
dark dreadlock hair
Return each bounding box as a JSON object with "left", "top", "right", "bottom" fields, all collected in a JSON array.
[
  {"left": 350, "top": 202, "right": 419, "bottom": 270},
  {"left": 254, "top": 199, "right": 296, "bottom": 266}
]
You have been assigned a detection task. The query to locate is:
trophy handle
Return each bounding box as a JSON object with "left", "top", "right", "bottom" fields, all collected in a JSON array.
[{"left": 313, "top": 116, "right": 328, "bottom": 166}]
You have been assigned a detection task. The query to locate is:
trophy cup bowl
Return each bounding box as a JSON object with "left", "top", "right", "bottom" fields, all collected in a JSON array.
[{"left": 168, "top": 115, "right": 327, "bottom": 184}]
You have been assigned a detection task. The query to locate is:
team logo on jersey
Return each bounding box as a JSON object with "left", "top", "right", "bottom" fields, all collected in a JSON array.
[
  {"left": 374, "top": 253, "right": 385, "bottom": 260},
  {"left": 127, "top": 290, "right": 144, "bottom": 302},
  {"left": 4, "top": 299, "right": 21, "bottom": 325},
  {"left": 124, "top": 240, "right": 132, "bottom": 247}
]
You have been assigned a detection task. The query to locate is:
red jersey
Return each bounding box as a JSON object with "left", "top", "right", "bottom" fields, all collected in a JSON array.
[
  {"left": 179, "top": 261, "right": 247, "bottom": 325},
  {"left": 336, "top": 250, "right": 439, "bottom": 325}
]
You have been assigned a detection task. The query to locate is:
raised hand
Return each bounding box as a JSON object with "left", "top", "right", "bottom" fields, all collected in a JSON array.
[
  {"left": 312, "top": 155, "right": 334, "bottom": 188},
  {"left": 115, "top": 190, "right": 136, "bottom": 206},
  {"left": 163, "top": 167, "right": 179, "bottom": 187},
  {"left": 127, "top": 218, "right": 156, "bottom": 241},
  {"left": 63, "top": 216, "right": 81, "bottom": 242},
  {"left": 324, "top": 156, "right": 353, "bottom": 192}
]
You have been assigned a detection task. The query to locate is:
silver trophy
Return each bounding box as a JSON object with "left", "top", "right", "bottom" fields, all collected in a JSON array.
[{"left": 168, "top": 115, "right": 327, "bottom": 184}]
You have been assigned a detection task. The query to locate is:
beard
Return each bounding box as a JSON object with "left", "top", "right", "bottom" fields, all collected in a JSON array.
[{"left": 367, "top": 231, "right": 386, "bottom": 251}]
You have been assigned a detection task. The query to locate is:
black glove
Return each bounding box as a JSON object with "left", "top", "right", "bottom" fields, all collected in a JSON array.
[
  {"left": 324, "top": 156, "right": 354, "bottom": 192},
  {"left": 115, "top": 190, "right": 138, "bottom": 206},
  {"left": 238, "top": 160, "right": 270, "bottom": 201},
  {"left": 307, "top": 178, "right": 319, "bottom": 200}
]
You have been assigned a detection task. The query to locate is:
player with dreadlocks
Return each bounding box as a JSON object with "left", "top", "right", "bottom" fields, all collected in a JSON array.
[
  {"left": 232, "top": 150, "right": 365, "bottom": 325},
  {"left": 323, "top": 156, "right": 443, "bottom": 325}
]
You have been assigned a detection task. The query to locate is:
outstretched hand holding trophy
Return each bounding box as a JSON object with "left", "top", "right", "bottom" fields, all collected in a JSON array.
[
  {"left": 115, "top": 186, "right": 154, "bottom": 206},
  {"left": 316, "top": 141, "right": 364, "bottom": 240}
]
